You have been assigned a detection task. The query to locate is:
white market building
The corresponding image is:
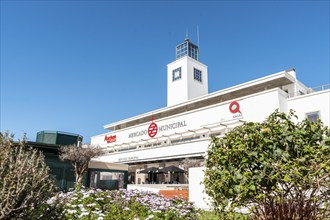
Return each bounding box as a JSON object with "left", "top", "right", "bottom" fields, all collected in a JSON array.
[{"left": 91, "top": 38, "right": 330, "bottom": 185}]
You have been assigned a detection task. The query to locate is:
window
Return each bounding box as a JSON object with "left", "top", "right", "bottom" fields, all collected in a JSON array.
[
  {"left": 306, "top": 111, "right": 320, "bottom": 122},
  {"left": 188, "top": 44, "right": 198, "bottom": 60},
  {"left": 194, "top": 68, "right": 202, "bottom": 82},
  {"left": 176, "top": 41, "right": 198, "bottom": 60},
  {"left": 176, "top": 42, "right": 188, "bottom": 59},
  {"left": 172, "top": 67, "right": 182, "bottom": 81}
]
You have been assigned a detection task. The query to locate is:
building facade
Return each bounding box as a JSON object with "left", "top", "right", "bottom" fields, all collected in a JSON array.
[
  {"left": 91, "top": 38, "right": 330, "bottom": 185},
  {"left": 31, "top": 131, "right": 128, "bottom": 190}
]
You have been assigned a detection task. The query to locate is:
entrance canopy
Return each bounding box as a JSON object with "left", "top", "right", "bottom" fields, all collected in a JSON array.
[
  {"left": 138, "top": 166, "right": 184, "bottom": 174},
  {"left": 158, "top": 165, "right": 184, "bottom": 173},
  {"left": 138, "top": 167, "right": 159, "bottom": 174}
]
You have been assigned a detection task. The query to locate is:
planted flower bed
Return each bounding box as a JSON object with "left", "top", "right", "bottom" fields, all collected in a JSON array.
[{"left": 35, "top": 188, "right": 200, "bottom": 220}]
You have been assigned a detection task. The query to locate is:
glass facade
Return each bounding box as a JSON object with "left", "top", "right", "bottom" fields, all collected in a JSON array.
[
  {"left": 176, "top": 39, "right": 199, "bottom": 60},
  {"left": 36, "top": 131, "right": 83, "bottom": 146},
  {"left": 194, "top": 68, "right": 202, "bottom": 82},
  {"left": 44, "top": 153, "right": 78, "bottom": 191},
  {"left": 172, "top": 67, "right": 182, "bottom": 81}
]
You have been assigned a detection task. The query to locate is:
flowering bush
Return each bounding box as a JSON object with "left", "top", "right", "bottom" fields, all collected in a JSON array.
[{"left": 38, "top": 188, "right": 200, "bottom": 220}]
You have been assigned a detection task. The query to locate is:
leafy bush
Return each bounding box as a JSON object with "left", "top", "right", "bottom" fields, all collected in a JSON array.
[
  {"left": 41, "top": 188, "right": 200, "bottom": 220},
  {"left": 204, "top": 110, "right": 330, "bottom": 219},
  {"left": 0, "top": 132, "right": 56, "bottom": 219}
]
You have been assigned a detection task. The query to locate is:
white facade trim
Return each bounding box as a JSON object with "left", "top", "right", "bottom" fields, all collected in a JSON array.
[
  {"left": 95, "top": 87, "right": 285, "bottom": 139},
  {"left": 102, "top": 69, "right": 295, "bottom": 131}
]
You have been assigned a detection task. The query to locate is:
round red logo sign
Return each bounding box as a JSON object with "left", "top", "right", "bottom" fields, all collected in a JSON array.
[
  {"left": 229, "top": 101, "right": 241, "bottom": 114},
  {"left": 148, "top": 122, "right": 158, "bottom": 138}
]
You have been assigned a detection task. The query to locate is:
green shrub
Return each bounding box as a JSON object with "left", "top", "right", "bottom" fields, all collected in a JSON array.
[{"left": 204, "top": 110, "right": 330, "bottom": 219}]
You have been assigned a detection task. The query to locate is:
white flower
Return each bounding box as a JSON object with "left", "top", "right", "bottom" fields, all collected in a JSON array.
[
  {"left": 79, "top": 212, "right": 89, "bottom": 217},
  {"left": 67, "top": 209, "right": 77, "bottom": 214}
]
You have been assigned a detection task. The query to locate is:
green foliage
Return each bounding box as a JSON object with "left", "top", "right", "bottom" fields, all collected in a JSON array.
[
  {"left": 0, "top": 132, "right": 56, "bottom": 219},
  {"left": 204, "top": 110, "right": 330, "bottom": 219},
  {"left": 199, "top": 210, "right": 249, "bottom": 220}
]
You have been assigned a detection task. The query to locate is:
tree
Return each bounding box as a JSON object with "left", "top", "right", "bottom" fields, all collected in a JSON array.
[
  {"left": 59, "top": 144, "right": 104, "bottom": 185},
  {"left": 0, "top": 132, "right": 56, "bottom": 219},
  {"left": 204, "top": 110, "right": 330, "bottom": 219}
]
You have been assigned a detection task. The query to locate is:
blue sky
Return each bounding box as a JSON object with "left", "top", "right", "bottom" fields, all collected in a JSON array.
[{"left": 1, "top": 1, "right": 329, "bottom": 143}]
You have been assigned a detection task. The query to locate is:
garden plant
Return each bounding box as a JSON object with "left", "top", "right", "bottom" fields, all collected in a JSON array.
[
  {"left": 33, "top": 188, "right": 200, "bottom": 220},
  {"left": 0, "top": 132, "right": 56, "bottom": 220},
  {"left": 204, "top": 110, "right": 330, "bottom": 219}
]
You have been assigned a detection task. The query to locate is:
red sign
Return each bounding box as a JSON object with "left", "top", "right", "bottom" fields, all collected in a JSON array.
[
  {"left": 148, "top": 116, "right": 158, "bottom": 138},
  {"left": 148, "top": 122, "right": 158, "bottom": 138},
  {"left": 104, "top": 135, "right": 116, "bottom": 143},
  {"left": 229, "top": 101, "right": 241, "bottom": 114}
]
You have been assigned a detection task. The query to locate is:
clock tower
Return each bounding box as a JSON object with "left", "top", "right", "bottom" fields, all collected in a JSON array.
[{"left": 167, "top": 37, "right": 208, "bottom": 106}]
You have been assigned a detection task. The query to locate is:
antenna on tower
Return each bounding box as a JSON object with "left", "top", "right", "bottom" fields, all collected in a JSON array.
[
  {"left": 185, "top": 28, "right": 189, "bottom": 41},
  {"left": 197, "top": 25, "right": 200, "bottom": 47}
]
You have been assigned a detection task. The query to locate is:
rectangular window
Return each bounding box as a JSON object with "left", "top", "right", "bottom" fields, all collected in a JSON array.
[
  {"left": 172, "top": 67, "right": 182, "bottom": 81},
  {"left": 176, "top": 42, "right": 188, "bottom": 60},
  {"left": 194, "top": 68, "right": 202, "bottom": 82},
  {"left": 306, "top": 111, "right": 320, "bottom": 122}
]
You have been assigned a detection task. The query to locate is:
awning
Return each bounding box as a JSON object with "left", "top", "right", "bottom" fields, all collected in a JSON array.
[
  {"left": 138, "top": 167, "right": 159, "bottom": 174},
  {"left": 158, "top": 165, "right": 184, "bottom": 173}
]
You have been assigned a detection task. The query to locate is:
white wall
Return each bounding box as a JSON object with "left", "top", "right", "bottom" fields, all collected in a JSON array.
[
  {"left": 278, "top": 89, "right": 289, "bottom": 114},
  {"left": 91, "top": 89, "right": 287, "bottom": 164},
  {"left": 92, "top": 89, "right": 284, "bottom": 147},
  {"left": 167, "top": 58, "right": 189, "bottom": 106},
  {"left": 167, "top": 56, "right": 208, "bottom": 106},
  {"left": 189, "top": 167, "right": 212, "bottom": 210},
  {"left": 288, "top": 90, "right": 330, "bottom": 126},
  {"left": 186, "top": 57, "right": 208, "bottom": 101},
  {"left": 242, "top": 89, "right": 284, "bottom": 123},
  {"left": 95, "top": 139, "right": 208, "bottom": 163}
]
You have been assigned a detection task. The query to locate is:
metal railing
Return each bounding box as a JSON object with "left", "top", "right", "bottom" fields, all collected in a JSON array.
[{"left": 288, "top": 84, "right": 330, "bottom": 98}]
